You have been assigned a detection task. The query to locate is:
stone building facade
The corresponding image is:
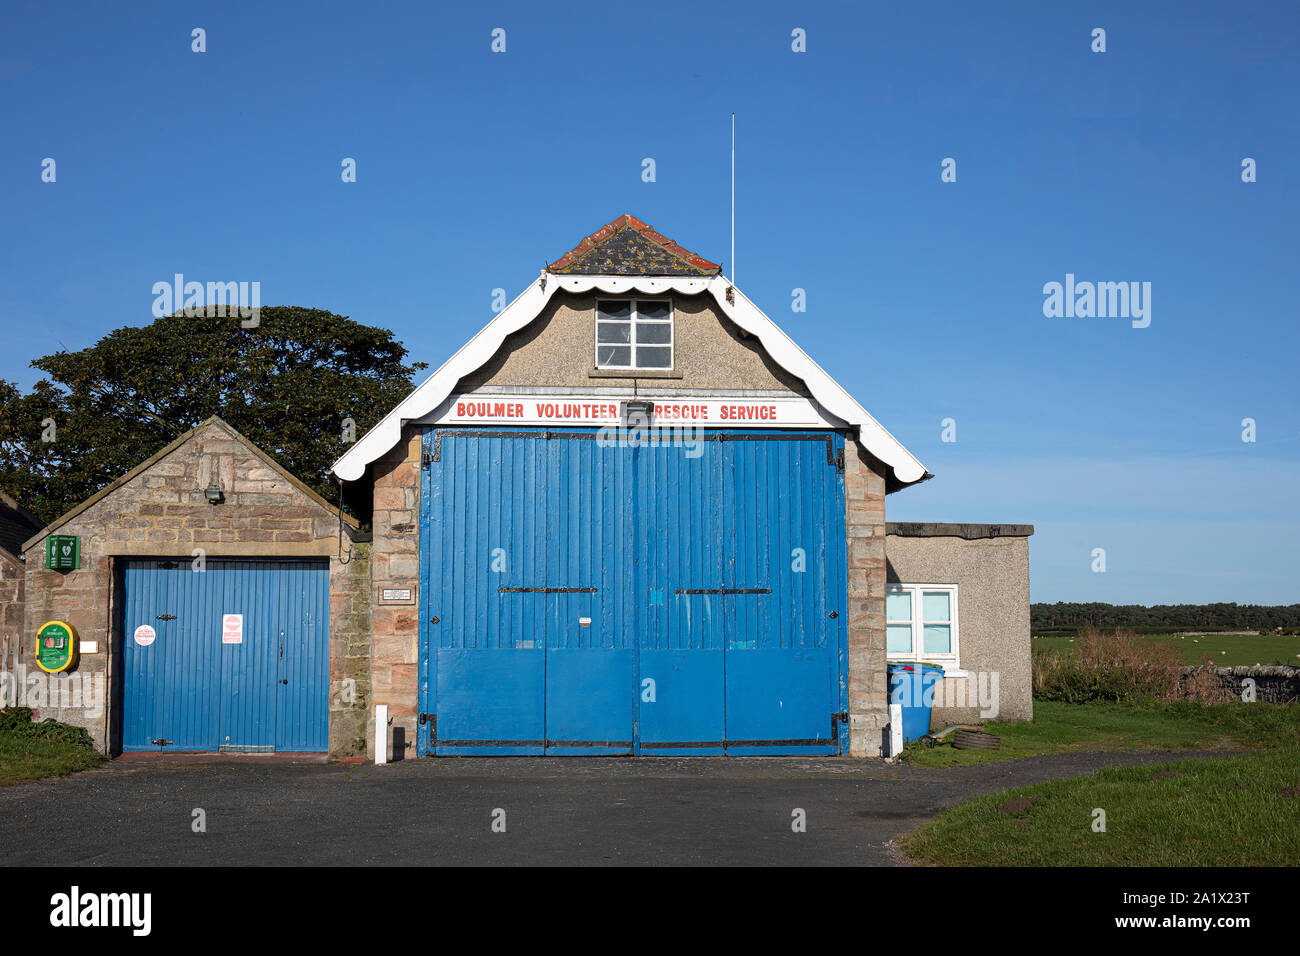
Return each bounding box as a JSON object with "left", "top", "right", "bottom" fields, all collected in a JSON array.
[
  {"left": 337, "top": 215, "right": 932, "bottom": 758},
  {"left": 885, "top": 523, "right": 1035, "bottom": 725},
  {"left": 367, "top": 430, "right": 422, "bottom": 758},
  {"left": 19, "top": 418, "right": 370, "bottom": 755},
  {"left": 1, "top": 491, "right": 42, "bottom": 695},
  {"left": 844, "top": 442, "right": 890, "bottom": 754}
]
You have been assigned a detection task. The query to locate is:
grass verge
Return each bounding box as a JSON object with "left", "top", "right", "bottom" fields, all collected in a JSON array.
[
  {"left": 903, "top": 699, "right": 1300, "bottom": 768},
  {"left": 902, "top": 745, "right": 1300, "bottom": 866},
  {"left": 0, "top": 708, "right": 106, "bottom": 786}
]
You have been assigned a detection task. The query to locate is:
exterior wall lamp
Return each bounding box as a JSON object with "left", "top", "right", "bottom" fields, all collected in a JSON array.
[
  {"left": 204, "top": 485, "right": 224, "bottom": 505},
  {"left": 621, "top": 399, "right": 654, "bottom": 428}
]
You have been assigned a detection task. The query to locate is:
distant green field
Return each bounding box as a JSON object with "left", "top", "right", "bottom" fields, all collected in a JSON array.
[{"left": 1033, "top": 633, "right": 1300, "bottom": 668}]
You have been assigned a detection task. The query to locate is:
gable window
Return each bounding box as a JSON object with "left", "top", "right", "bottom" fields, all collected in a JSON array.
[
  {"left": 886, "top": 584, "right": 959, "bottom": 665},
  {"left": 595, "top": 299, "right": 673, "bottom": 370}
]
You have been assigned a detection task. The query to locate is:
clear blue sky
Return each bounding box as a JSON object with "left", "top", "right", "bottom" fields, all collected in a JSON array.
[{"left": 3, "top": 1, "right": 1297, "bottom": 604}]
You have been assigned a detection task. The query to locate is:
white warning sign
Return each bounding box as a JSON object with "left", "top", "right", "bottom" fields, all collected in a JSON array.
[{"left": 222, "top": 614, "right": 243, "bottom": 644}]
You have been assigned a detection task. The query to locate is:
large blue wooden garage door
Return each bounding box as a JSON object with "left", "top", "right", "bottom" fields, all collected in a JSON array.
[
  {"left": 418, "top": 428, "right": 847, "bottom": 756},
  {"left": 119, "top": 558, "right": 329, "bottom": 752}
]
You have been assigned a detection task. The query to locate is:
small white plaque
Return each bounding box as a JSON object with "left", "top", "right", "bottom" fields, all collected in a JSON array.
[{"left": 378, "top": 586, "right": 416, "bottom": 605}]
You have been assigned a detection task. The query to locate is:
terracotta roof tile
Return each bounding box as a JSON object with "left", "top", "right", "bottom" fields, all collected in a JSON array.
[{"left": 546, "top": 214, "right": 721, "bottom": 276}]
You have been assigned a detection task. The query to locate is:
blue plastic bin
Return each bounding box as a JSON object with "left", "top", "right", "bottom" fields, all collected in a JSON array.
[{"left": 888, "top": 663, "right": 945, "bottom": 742}]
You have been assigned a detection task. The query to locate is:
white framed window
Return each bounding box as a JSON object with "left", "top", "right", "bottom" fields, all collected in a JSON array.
[
  {"left": 886, "top": 584, "right": 959, "bottom": 665},
  {"left": 595, "top": 299, "right": 673, "bottom": 370}
]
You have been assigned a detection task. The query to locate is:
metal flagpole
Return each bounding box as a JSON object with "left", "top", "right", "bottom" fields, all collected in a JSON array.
[{"left": 730, "top": 112, "right": 735, "bottom": 284}]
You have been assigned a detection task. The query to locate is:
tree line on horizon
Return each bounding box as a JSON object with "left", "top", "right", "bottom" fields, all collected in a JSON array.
[{"left": 1032, "top": 602, "right": 1300, "bottom": 632}]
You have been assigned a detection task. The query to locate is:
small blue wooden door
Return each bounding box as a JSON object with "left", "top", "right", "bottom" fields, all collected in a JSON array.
[
  {"left": 274, "top": 561, "right": 331, "bottom": 752},
  {"left": 121, "top": 561, "right": 220, "bottom": 751},
  {"left": 120, "top": 558, "right": 329, "bottom": 752}
]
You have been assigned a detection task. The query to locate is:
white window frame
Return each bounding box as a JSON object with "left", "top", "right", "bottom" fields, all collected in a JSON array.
[
  {"left": 594, "top": 298, "right": 674, "bottom": 370},
  {"left": 886, "top": 583, "right": 960, "bottom": 666}
]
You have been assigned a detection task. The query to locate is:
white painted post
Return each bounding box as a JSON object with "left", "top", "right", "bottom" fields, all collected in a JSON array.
[
  {"left": 888, "top": 703, "right": 904, "bottom": 757},
  {"left": 375, "top": 704, "right": 388, "bottom": 765}
]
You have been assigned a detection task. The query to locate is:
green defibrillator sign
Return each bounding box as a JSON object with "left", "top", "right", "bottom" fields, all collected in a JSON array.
[
  {"left": 35, "top": 620, "right": 78, "bottom": 674},
  {"left": 45, "top": 535, "right": 80, "bottom": 571}
]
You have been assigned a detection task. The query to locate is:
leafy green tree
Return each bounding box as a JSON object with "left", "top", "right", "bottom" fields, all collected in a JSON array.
[{"left": 0, "top": 307, "right": 425, "bottom": 523}]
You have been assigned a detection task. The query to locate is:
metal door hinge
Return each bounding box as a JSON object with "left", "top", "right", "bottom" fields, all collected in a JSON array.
[
  {"left": 831, "top": 712, "right": 848, "bottom": 743},
  {"left": 152, "top": 738, "right": 172, "bottom": 747},
  {"left": 156, "top": 613, "right": 176, "bottom": 621}
]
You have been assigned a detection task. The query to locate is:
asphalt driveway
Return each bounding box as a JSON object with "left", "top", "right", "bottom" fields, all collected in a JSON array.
[{"left": 0, "top": 750, "right": 1233, "bottom": 866}]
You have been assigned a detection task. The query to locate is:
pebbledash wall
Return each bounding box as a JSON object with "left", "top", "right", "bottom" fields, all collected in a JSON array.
[
  {"left": 19, "top": 418, "right": 371, "bottom": 755},
  {"left": 885, "top": 523, "right": 1035, "bottom": 725}
]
